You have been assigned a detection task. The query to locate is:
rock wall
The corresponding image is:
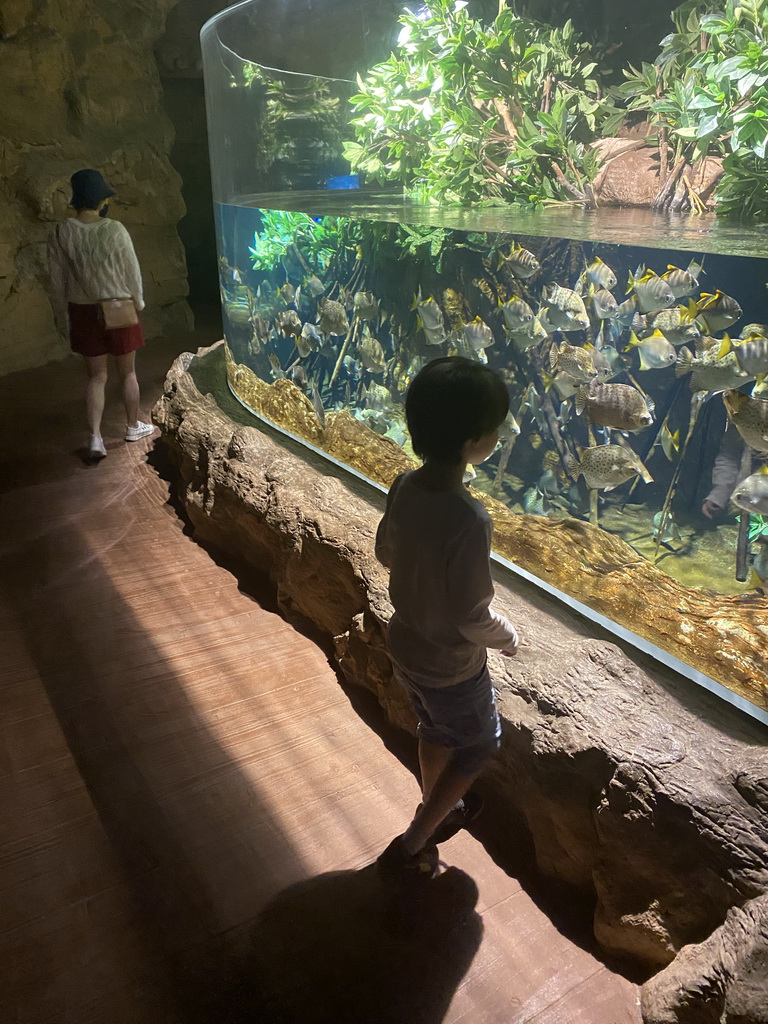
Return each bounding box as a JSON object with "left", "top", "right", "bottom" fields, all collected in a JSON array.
[
  {"left": 153, "top": 343, "right": 768, "bottom": 1021},
  {"left": 0, "top": 0, "right": 194, "bottom": 377}
]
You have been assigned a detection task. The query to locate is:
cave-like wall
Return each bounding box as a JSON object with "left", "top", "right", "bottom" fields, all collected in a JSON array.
[
  {"left": 0, "top": 0, "right": 684, "bottom": 378},
  {"left": 0, "top": 0, "right": 193, "bottom": 376}
]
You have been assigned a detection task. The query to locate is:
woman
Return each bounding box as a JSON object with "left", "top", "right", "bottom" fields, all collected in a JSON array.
[{"left": 48, "top": 168, "right": 154, "bottom": 459}]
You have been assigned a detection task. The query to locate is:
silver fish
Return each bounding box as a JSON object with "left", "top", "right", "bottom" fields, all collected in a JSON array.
[
  {"left": 627, "top": 330, "right": 677, "bottom": 371},
  {"left": 660, "top": 262, "right": 701, "bottom": 299},
  {"left": 591, "top": 288, "right": 619, "bottom": 320},
  {"left": 590, "top": 343, "right": 623, "bottom": 381},
  {"left": 585, "top": 257, "right": 618, "bottom": 291},
  {"left": 498, "top": 410, "right": 521, "bottom": 439},
  {"left": 733, "top": 334, "right": 768, "bottom": 377},
  {"left": 507, "top": 314, "right": 548, "bottom": 351},
  {"left": 500, "top": 243, "right": 540, "bottom": 279},
  {"left": 416, "top": 295, "right": 444, "bottom": 332},
  {"left": 501, "top": 297, "right": 534, "bottom": 332},
  {"left": 652, "top": 511, "right": 683, "bottom": 547},
  {"left": 616, "top": 295, "right": 639, "bottom": 325},
  {"left": 268, "top": 353, "right": 285, "bottom": 380},
  {"left": 630, "top": 270, "right": 676, "bottom": 314},
  {"left": 460, "top": 317, "right": 494, "bottom": 351},
  {"left": 732, "top": 467, "right": 768, "bottom": 515},
  {"left": 303, "top": 274, "right": 326, "bottom": 298},
  {"left": 696, "top": 290, "right": 742, "bottom": 333}
]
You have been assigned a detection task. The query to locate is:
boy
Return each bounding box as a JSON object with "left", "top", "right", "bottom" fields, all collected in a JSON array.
[{"left": 375, "top": 356, "right": 519, "bottom": 878}]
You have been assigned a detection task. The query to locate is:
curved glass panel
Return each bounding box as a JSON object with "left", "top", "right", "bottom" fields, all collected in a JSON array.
[{"left": 201, "top": 1, "right": 768, "bottom": 722}]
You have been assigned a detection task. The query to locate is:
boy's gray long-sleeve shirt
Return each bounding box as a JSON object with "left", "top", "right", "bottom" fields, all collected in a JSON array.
[{"left": 375, "top": 471, "right": 518, "bottom": 688}]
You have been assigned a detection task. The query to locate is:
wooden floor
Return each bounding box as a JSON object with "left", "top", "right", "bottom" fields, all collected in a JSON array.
[{"left": 0, "top": 327, "right": 642, "bottom": 1024}]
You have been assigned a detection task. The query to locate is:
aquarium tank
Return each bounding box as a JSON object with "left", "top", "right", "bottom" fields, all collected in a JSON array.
[{"left": 201, "top": 0, "right": 768, "bottom": 723}]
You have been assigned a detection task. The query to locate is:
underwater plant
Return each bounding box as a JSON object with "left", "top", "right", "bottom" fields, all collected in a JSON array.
[
  {"left": 620, "top": 0, "right": 768, "bottom": 218},
  {"left": 342, "top": 0, "right": 621, "bottom": 206},
  {"left": 249, "top": 211, "right": 345, "bottom": 273},
  {"left": 749, "top": 513, "right": 768, "bottom": 543}
]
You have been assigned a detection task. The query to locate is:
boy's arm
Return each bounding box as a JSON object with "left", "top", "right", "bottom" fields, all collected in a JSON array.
[{"left": 447, "top": 516, "right": 519, "bottom": 651}]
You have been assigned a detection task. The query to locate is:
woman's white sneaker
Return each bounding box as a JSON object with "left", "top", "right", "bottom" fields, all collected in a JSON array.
[
  {"left": 89, "top": 435, "right": 107, "bottom": 459},
  {"left": 125, "top": 421, "right": 155, "bottom": 442}
]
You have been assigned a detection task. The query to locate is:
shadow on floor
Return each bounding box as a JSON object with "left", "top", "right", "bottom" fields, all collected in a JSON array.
[{"left": 202, "top": 864, "right": 483, "bottom": 1024}]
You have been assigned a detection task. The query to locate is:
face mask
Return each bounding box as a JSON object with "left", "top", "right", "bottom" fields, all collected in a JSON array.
[{"left": 99, "top": 203, "right": 109, "bottom": 218}]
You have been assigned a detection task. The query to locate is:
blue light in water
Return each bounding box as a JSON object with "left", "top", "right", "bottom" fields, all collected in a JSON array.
[{"left": 327, "top": 174, "right": 360, "bottom": 191}]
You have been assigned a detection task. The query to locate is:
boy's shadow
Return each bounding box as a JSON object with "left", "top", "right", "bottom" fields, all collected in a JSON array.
[{"left": 213, "top": 864, "right": 483, "bottom": 1024}]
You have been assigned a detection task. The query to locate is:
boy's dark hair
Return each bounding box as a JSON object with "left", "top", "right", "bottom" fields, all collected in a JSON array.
[{"left": 405, "top": 356, "right": 509, "bottom": 463}]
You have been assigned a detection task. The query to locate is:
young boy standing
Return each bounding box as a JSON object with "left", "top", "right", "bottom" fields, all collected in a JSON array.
[{"left": 375, "top": 356, "right": 519, "bottom": 877}]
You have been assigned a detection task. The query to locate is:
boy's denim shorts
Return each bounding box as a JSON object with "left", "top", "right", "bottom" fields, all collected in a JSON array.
[{"left": 395, "top": 660, "right": 502, "bottom": 774}]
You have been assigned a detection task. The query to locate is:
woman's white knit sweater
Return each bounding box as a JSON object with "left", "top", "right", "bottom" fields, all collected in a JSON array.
[{"left": 48, "top": 217, "right": 145, "bottom": 312}]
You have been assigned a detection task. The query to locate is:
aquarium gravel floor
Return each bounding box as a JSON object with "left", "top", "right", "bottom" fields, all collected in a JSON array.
[{"left": 0, "top": 322, "right": 641, "bottom": 1024}]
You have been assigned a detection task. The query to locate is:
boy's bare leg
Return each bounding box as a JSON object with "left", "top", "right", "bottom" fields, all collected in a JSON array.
[
  {"left": 418, "top": 736, "right": 454, "bottom": 800},
  {"left": 402, "top": 746, "right": 482, "bottom": 855}
]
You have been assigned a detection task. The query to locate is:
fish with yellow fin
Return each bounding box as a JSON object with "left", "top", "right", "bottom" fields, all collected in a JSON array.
[
  {"left": 660, "top": 421, "right": 680, "bottom": 461},
  {"left": 628, "top": 268, "right": 676, "bottom": 314},
  {"left": 695, "top": 290, "right": 742, "bottom": 332},
  {"left": 660, "top": 260, "right": 703, "bottom": 299},
  {"left": 498, "top": 243, "right": 540, "bottom": 279},
  {"left": 585, "top": 257, "right": 617, "bottom": 291},
  {"left": 731, "top": 332, "right": 768, "bottom": 377},
  {"left": 626, "top": 329, "right": 677, "bottom": 371},
  {"left": 590, "top": 286, "right": 620, "bottom": 320},
  {"left": 676, "top": 335, "right": 754, "bottom": 393},
  {"left": 649, "top": 305, "right": 701, "bottom": 346},
  {"left": 501, "top": 297, "right": 534, "bottom": 332}
]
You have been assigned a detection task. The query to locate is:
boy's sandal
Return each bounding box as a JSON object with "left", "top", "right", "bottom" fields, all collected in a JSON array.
[
  {"left": 376, "top": 835, "right": 439, "bottom": 880},
  {"left": 430, "top": 791, "right": 484, "bottom": 845}
]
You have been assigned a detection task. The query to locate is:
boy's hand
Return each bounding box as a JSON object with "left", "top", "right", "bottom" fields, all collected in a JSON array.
[{"left": 500, "top": 648, "right": 517, "bottom": 657}]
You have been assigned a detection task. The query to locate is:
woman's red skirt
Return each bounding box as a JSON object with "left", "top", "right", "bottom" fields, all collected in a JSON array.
[{"left": 68, "top": 302, "right": 145, "bottom": 358}]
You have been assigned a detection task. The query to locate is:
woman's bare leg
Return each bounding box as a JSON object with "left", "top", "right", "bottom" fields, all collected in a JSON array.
[
  {"left": 114, "top": 351, "right": 140, "bottom": 428},
  {"left": 85, "top": 355, "right": 108, "bottom": 438}
]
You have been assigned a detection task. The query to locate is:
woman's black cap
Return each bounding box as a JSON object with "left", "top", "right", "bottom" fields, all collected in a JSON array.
[{"left": 69, "top": 169, "right": 116, "bottom": 209}]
